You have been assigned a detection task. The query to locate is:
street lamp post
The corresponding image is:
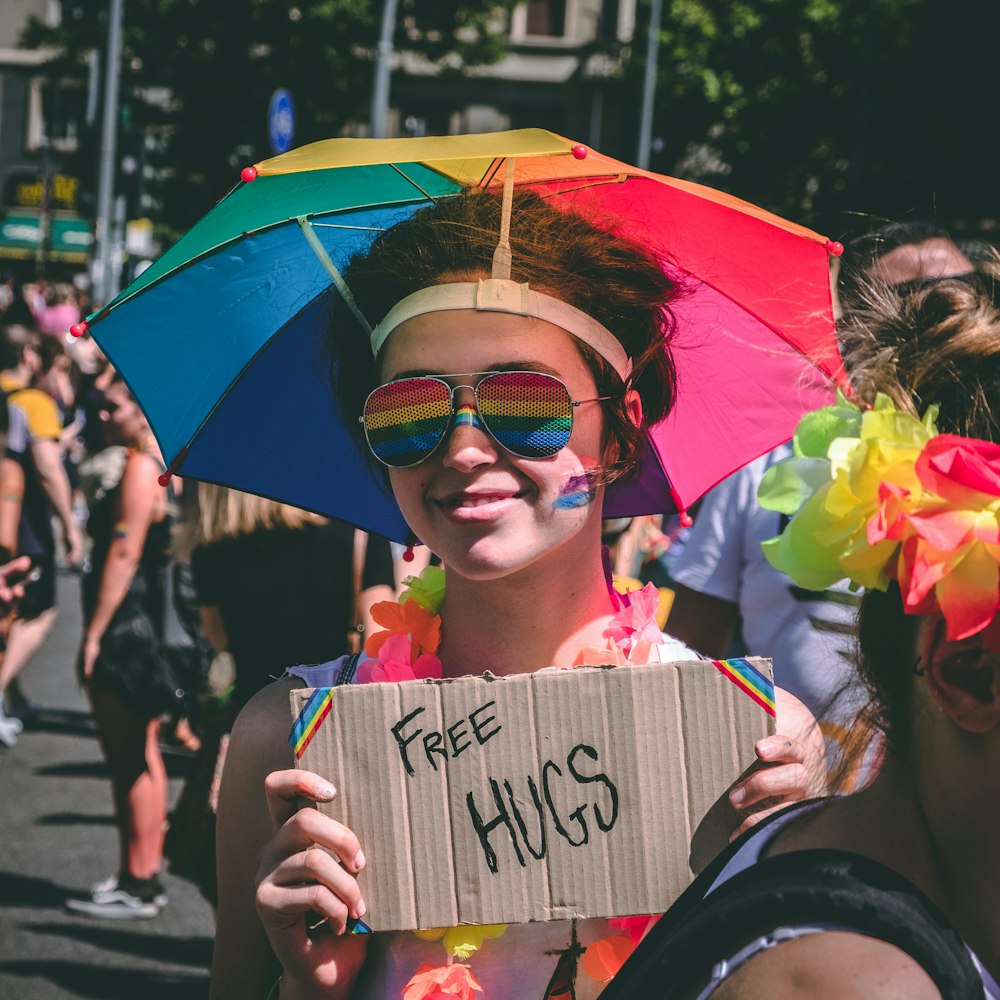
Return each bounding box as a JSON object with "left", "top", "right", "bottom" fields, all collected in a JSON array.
[
  {"left": 93, "top": 0, "right": 124, "bottom": 306},
  {"left": 636, "top": 0, "right": 663, "bottom": 170},
  {"left": 370, "top": 0, "right": 400, "bottom": 139}
]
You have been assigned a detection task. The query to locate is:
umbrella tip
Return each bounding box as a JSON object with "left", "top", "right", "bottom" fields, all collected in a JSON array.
[
  {"left": 571, "top": 144, "right": 588, "bottom": 160},
  {"left": 678, "top": 510, "right": 693, "bottom": 528},
  {"left": 157, "top": 471, "right": 172, "bottom": 488},
  {"left": 240, "top": 166, "right": 258, "bottom": 183},
  {"left": 69, "top": 320, "right": 89, "bottom": 338},
  {"left": 825, "top": 240, "right": 844, "bottom": 257}
]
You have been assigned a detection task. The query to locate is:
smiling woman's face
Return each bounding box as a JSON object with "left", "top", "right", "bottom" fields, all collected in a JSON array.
[{"left": 379, "top": 309, "right": 611, "bottom": 582}]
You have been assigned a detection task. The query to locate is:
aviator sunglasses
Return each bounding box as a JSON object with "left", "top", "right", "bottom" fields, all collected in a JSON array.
[{"left": 360, "top": 370, "right": 612, "bottom": 468}]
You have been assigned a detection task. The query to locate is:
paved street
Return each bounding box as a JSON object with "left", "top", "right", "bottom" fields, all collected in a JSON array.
[{"left": 0, "top": 570, "right": 215, "bottom": 999}]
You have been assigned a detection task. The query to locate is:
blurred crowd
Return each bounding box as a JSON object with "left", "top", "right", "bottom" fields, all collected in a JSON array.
[{"left": 0, "top": 274, "right": 405, "bottom": 916}]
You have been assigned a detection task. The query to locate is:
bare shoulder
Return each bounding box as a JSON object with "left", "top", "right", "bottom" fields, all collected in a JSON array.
[
  {"left": 708, "top": 931, "right": 942, "bottom": 1000},
  {"left": 229, "top": 675, "right": 304, "bottom": 763}
]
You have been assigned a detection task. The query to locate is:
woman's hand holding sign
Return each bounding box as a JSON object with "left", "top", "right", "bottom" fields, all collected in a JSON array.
[
  {"left": 254, "top": 768, "right": 369, "bottom": 999},
  {"left": 727, "top": 687, "right": 829, "bottom": 840}
]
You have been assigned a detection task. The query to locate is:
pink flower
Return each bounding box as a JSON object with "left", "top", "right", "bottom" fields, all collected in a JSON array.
[
  {"left": 357, "top": 633, "right": 442, "bottom": 684},
  {"left": 604, "top": 583, "right": 662, "bottom": 658},
  {"left": 882, "top": 435, "right": 1000, "bottom": 641}
]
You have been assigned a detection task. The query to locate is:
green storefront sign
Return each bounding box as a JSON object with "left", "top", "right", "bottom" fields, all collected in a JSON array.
[{"left": 0, "top": 211, "right": 93, "bottom": 263}]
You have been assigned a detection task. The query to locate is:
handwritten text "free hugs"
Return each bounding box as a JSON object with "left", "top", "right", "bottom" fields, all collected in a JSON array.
[{"left": 390, "top": 700, "right": 620, "bottom": 874}]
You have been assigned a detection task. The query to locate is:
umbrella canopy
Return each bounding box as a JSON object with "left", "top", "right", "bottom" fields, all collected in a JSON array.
[{"left": 85, "top": 129, "right": 848, "bottom": 543}]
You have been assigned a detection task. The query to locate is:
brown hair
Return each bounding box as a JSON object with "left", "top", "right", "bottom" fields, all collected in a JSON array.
[
  {"left": 329, "top": 188, "right": 679, "bottom": 482},
  {"left": 842, "top": 261, "right": 1000, "bottom": 756},
  {"left": 839, "top": 258, "right": 1000, "bottom": 440}
]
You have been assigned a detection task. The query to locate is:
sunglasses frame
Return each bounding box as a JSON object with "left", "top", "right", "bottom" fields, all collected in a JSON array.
[{"left": 360, "top": 370, "right": 613, "bottom": 469}]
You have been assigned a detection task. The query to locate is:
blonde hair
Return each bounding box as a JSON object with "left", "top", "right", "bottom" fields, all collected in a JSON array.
[{"left": 173, "top": 482, "right": 327, "bottom": 558}]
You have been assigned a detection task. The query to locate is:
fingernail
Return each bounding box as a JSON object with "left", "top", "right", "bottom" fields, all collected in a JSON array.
[
  {"left": 316, "top": 783, "right": 336, "bottom": 800},
  {"left": 354, "top": 850, "right": 365, "bottom": 870},
  {"left": 356, "top": 898, "right": 367, "bottom": 918},
  {"left": 730, "top": 786, "right": 745, "bottom": 806}
]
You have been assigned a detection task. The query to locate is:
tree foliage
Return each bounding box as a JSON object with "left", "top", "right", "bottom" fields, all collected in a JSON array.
[
  {"left": 633, "top": 0, "right": 998, "bottom": 238},
  {"left": 22, "top": 0, "right": 518, "bottom": 234}
]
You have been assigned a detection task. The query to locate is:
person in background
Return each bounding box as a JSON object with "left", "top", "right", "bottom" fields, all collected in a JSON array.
[
  {"left": 36, "top": 282, "right": 82, "bottom": 339},
  {"left": 66, "top": 380, "right": 187, "bottom": 918},
  {"left": 0, "top": 323, "right": 83, "bottom": 743},
  {"left": 164, "top": 485, "right": 395, "bottom": 906},
  {"left": 665, "top": 221, "right": 977, "bottom": 767}
]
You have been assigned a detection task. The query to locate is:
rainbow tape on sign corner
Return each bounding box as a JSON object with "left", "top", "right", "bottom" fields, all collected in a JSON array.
[
  {"left": 289, "top": 688, "right": 335, "bottom": 759},
  {"left": 710, "top": 657, "right": 776, "bottom": 717}
]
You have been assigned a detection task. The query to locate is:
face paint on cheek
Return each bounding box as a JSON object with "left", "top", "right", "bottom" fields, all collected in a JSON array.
[{"left": 553, "top": 471, "right": 599, "bottom": 511}]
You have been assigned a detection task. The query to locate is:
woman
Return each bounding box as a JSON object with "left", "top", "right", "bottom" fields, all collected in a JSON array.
[
  {"left": 211, "top": 190, "right": 825, "bottom": 998},
  {"left": 67, "top": 379, "right": 188, "bottom": 918},
  {"left": 606, "top": 265, "right": 1000, "bottom": 998}
]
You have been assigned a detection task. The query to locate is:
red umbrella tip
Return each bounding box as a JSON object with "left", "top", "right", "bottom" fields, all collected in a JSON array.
[
  {"left": 825, "top": 240, "right": 844, "bottom": 257},
  {"left": 69, "top": 321, "right": 88, "bottom": 338},
  {"left": 240, "top": 166, "right": 258, "bottom": 183},
  {"left": 157, "top": 471, "right": 172, "bottom": 487},
  {"left": 571, "top": 144, "right": 588, "bottom": 160},
  {"left": 678, "top": 511, "right": 694, "bottom": 528}
]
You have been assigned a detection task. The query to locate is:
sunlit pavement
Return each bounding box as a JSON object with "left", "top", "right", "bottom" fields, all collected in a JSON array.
[{"left": 0, "top": 570, "right": 215, "bottom": 999}]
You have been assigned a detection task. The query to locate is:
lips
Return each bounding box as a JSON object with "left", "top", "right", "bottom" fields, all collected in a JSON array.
[{"left": 433, "top": 488, "right": 524, "bottom": 522}]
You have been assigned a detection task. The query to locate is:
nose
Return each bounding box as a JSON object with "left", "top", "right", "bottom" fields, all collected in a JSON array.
[{"left": 440, "top": 386, "right": 497, "bottom": 471}]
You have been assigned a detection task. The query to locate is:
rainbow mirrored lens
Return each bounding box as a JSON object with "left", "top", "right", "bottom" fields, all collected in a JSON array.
[
  {"left": 477, "top": 371, "right": 572, "bottom": 458},
  {"left": 363, "top": 377, "right": 452, "bottom": 466},
  {"left": 362, "top": 371, "right": 575, "bottom": 467}
]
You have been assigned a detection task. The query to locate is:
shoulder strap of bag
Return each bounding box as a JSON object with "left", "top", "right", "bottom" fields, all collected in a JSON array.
[{"left": 604, "top": 839, "right": 982, "bottom": 1000}]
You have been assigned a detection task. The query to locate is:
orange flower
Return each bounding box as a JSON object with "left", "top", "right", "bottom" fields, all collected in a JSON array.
[
  {"left": 581, "top": 935, "right": 635, "bottom": 984},
  {"left": 365, "top": 598, "right": 442, "bottom": 658},
  {"left": 402, "top": 963, "right": 483, "bottom": 1000}
]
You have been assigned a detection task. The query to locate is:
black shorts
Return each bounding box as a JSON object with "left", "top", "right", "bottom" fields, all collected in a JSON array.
[{"left": 17, "top": 551, "right": 56, "bottom": 620}]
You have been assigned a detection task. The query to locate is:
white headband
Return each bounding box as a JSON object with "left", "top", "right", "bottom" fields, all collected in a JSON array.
[{"left": 369, "top": 278, "right": 632, "bottom": 382}]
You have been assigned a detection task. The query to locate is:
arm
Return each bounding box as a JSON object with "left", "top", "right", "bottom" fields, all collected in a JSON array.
[
  {"left": 212, "top": 679, "right": 369, "bottom": 1000},
  {"left": 0, "top": 456, "right": 24, "bottom": 557},
  {"left": 30, "top": 437, "right": 83, "bottom": 565},
  {"left": 665, "top": 583, "right": 740, "bottom": 659},
  {"left": 199, "top": 605, "right": 229, "bottom": 653},
  {"left": 706, "top": 931, "right": 941, "bottom": 1000},
  {"left": 78, "top": 451, "right": 159, "bottom": 680}
]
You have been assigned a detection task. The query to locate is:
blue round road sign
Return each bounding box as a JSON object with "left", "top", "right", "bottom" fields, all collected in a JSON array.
[{"left": 268, "top": 88, "right": 295, "bottom": 155}]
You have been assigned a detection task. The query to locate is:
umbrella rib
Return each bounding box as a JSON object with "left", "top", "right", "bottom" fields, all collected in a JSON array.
[
  {"left": 297, "top": 217, "right": 373, "bottom": 337},
  {"left": 479, "top": 157, "right": 505, "bottom": 189},
  {"left": 309, "top": 222, "right": 388, "bottom": 233},
  {"left": 388, "top": 164, "right": 440, "bottom": 204}
]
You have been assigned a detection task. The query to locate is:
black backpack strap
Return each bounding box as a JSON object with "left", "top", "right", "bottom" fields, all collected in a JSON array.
[
  {"left": 335, "top": 652, "right": 363, "bottom": 686},
  {"left": 604, "top": 845, "right": 982, "bottom": 1000}
]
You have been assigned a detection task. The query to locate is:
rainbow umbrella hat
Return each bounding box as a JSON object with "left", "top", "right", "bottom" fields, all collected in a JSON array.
[{"left": 82, "top": 129, "right": 848, "bottom": 542}]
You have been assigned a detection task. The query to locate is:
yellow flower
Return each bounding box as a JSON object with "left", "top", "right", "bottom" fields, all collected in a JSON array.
[{"left": 759, "top": 393, "right": 937, "bottom": 591}]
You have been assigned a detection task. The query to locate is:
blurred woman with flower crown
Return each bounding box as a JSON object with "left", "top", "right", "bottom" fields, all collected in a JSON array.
[
  {"left": 210, "top": 189, "right": 828, "bottom": 1000},
  {"left": 606, "top": 258, "right": 1000, "bottom": 999}
]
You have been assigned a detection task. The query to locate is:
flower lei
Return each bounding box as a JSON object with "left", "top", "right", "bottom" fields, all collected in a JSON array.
[
  {"left": 757, "top": 390, "right": 1000, "bottom": 646},
  {"left": 358, "top": 564, "right": 665, "bottom": 998}
]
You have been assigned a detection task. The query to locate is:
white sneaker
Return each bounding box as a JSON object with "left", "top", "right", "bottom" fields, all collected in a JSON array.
[
  {"left": 0, "top": 716, "right": 19, "bottom": 748},
  {"left": 0, "top": 695, "right": 24, "bottom": 736}
]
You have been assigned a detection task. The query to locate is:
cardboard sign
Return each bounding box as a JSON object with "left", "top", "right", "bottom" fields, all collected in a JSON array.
[{"left": 290, "top": 657, "right": 774, "bottom": 932}]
